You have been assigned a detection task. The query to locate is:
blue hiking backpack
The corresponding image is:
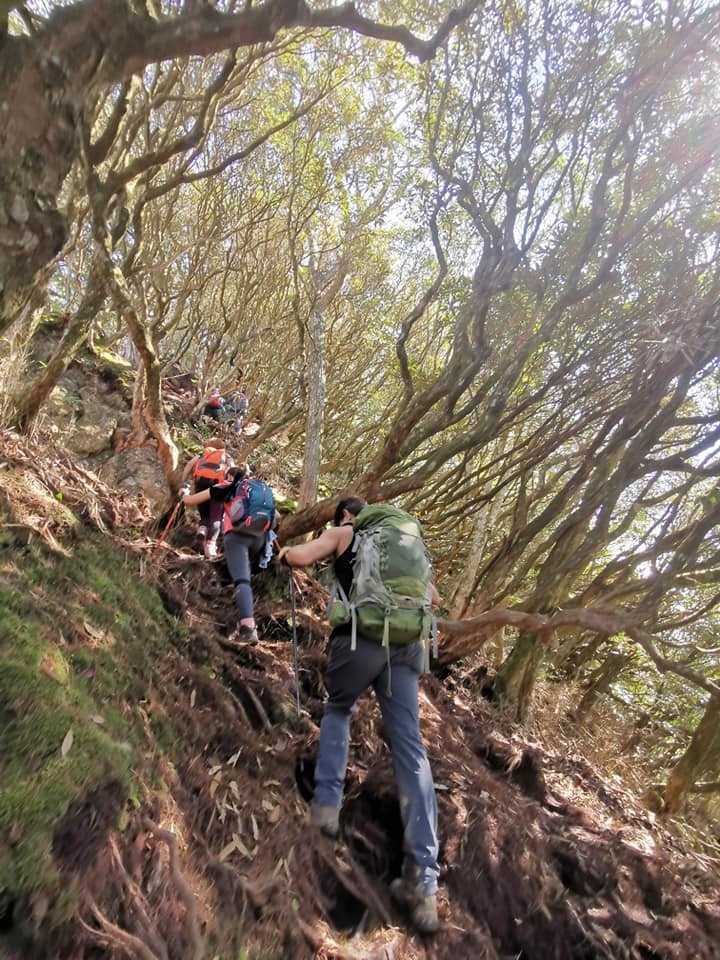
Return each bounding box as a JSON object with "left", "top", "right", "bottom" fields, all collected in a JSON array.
[{"left": 224, "top": 478, "right": 275, "bottom": 534}]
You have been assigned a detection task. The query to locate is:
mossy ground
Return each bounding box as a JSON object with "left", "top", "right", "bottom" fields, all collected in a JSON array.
[{"left": 0, "top": 491, "right": 181, "bottom": 923}]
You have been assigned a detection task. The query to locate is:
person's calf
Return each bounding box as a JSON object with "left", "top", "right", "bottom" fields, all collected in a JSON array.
[{"left": 204, "top": 539, "right": 218, "bottom": 558}]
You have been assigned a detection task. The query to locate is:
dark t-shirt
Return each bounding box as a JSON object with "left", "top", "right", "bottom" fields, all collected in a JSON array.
[
  {"left": 330, "top": 525, "right": 357, "bottom": 640},
  {"left": 208, "top": 479, "right": 237, "bottom": 503},
  {"left": 333, "top": 537, "right": 355, "bottom": 597}
]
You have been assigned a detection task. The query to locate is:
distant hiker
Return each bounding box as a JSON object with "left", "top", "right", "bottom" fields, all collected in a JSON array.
[
  {"left": 226, "top": 390, "right": 249, "bottom": 434},
  {"left": 203, "top": 387, "right": 224, "bottom": 422},
  {"left": 279, "top": 497, "right": 441, "bottom": 933},
  {"left": 183, "top": 464, "right": 276, "bottom": 643},
  {"left": 180, "top": 438, "right": 232, "bottom": 558}
]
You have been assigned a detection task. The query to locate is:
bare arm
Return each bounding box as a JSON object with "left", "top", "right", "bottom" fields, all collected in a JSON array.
[
  {"left": 181, "top": 456, "right": 199, "bottom": 483},
  {"left": 283, "top": 526, "right": 353, "bottom": 567},
  {"left": 183, "top": 488, "right": 210, "bottom": 507}
]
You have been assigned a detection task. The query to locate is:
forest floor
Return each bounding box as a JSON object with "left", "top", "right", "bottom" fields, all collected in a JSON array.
[
  {"left": 155, "top": 534, "right": 720, "bottom": 960},
  {"left": 2, "top": 421, "right": 720, "bottom": 959}
]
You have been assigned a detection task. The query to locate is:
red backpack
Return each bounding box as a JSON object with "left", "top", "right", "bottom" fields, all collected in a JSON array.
[{"left": 193, "top": 446, "right": 229, "bottom": 483}]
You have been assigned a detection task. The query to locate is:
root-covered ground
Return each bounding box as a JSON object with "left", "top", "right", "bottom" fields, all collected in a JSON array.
[{"left": 1, "top": 429, "right": 719, "bottom": 960}]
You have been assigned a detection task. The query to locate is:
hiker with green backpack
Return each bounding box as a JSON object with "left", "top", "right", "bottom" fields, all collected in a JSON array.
[{"left": 279, "top": 497, "right": 441, "bottom": 934}]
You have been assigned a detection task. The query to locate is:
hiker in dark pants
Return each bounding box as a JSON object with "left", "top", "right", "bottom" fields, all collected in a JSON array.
[
  {"left": 226, "top": 390, "right": 249, "bottom": 433},
  {"left": 183, "top": 465, "right": 275, "bottom": 644},
  {"left": 203, "top": 387, "right": 224, "bottom": 421},
  {"left": 180, "top": 437, "right": 231, "bottom": 558},
  {"left": 279, "top": 497, "right": 441, "bottom": 933}
]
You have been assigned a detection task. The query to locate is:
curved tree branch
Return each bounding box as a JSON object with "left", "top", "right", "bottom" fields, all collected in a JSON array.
[{"left": 439, "top": 604, "right": 720, "bottom": 698}]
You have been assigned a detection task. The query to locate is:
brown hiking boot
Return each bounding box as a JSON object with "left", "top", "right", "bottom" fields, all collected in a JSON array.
[{"left": 309, "top": 801, "right": 340, "bottom": 838}]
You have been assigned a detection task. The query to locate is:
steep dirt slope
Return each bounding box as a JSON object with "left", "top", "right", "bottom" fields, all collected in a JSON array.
[{"left": 1, "top": 428, "right": 719, "bottom": 960}]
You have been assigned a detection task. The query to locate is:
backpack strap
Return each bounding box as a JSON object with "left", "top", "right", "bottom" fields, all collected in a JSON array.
[
  {"left": 349, "top": 537, "right": 359, "bottom": 651},
  {"left": 326, "top": 579, "right": 359, "bottom": 651}
]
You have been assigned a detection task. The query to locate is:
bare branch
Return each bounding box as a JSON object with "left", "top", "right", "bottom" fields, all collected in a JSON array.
[{"left": 439, "top": 605, "right": 720, "bottom": 697}]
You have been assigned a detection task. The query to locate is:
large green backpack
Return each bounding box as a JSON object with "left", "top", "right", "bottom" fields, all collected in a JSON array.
[{"left": 328, "top": 504, "right": 436, "bottom": 659}]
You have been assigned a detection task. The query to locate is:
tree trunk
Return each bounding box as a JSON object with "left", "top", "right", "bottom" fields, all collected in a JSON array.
[
  {"left": 447, "top": 495, "right": 500, "bottom": 618},
  {"left": 556, "top": 633, "right": 608, "bottom": 680},
  {"left": 15, "top": 253, "right": 107, "bottom": 431},
  {"left": 298, "top": 302, "right": 326, "bottom": 510},
  {"left": 664, "top": 695, "right": 720, "bottom": 813},
  {"left": 573, "top": 651, "right": 632, "bottom": 722},
  {"left": 103, "top": 254, "right": 180, "bottom": 493},
  {"left": 494, "top": 632, "right": 546, "bottom": 722},
  {"left": 297, "top": 252, "right": 348, "bottom": 510}
]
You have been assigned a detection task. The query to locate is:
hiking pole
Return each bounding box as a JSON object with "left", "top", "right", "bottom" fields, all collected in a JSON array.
[
  {"left": 289, "top": 568, "right": 301, "bottom": 718},
  {"left": 150, "top": 500, "right": 182, "bottom": 563}
]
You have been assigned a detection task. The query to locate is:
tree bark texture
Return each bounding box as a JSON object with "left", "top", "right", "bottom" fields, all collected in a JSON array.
[
  {"left": 494, "top": 632, "right": 546, "bottom": 722},
  {"left": 15, "top": 251, "right": 107, "bottom": 430},
  {"left": 664, "top": 695, "right": 720, "bottom": 813},
  {"left": 573, "top": 651, "right": 632, "bottom": 723}
]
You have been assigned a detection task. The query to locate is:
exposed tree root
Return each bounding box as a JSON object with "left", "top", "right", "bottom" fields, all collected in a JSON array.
[
  {"left": 312, "top": 841, "right": 393, "bottom": 926},
  {"left": 142, "top": 819, "right": 204, "bottom": 960},
  {"left": 108, "top": 838, "right": 168, "bottom": 960},
  {"left": 78, "top": 898, "right": 161, "bottom": 960}
]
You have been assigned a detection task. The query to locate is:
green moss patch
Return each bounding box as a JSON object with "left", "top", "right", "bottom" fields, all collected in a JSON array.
[{"left": 0, "top": 521, "right": 179, "bottom": 917}]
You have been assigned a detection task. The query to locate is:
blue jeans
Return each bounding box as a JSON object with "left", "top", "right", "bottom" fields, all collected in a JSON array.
[
  {"left": 223, "top": 530, "right": 263, "bottom": 619},
  {"left": 314, "top": 632, "right": 439, "bottom": 895}
]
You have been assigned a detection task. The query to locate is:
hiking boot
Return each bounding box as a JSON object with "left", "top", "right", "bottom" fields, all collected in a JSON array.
[
  {"left": 390, "top": 857, "right": 422, "bottom": 907},
  {"left": 204, "top": 539, "right": 218, "bottom": 558},
  {"left": 411, "top": 894, "right": 439, "bottom": 934},
  {"left": 390, "top": 859, "right": 439, "bottom": 932},
  {"left": 309, "top": 802, "right": 340, "bottom": 838},
  {"left": 235, "top": 625, "right": 258, "bottom": 644}
]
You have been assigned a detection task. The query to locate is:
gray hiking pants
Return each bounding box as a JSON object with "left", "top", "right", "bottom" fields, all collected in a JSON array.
[
  {"left": 314, "top": 632, "right": 439, "bottom": 895},
  {"left": 223, "top": 530, "right": 263, "bottom": 619}
]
